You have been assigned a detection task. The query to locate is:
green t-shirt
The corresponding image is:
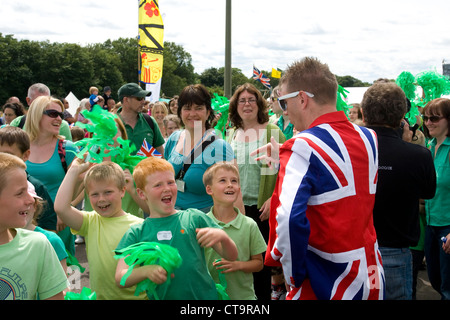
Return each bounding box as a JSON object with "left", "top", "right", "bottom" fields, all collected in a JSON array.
[
  {"left": 116, "top": 209, "right": 221, "bottom": 300},
  {"left": 0, "top": 229, "right": 68, "bottom": 300},
  {"left": 425, "top": 137, "right": 450, "bottom": 226},
  {"left": 26, "top": 139, "right": 77, "bottom": 256},
  {"left": 71, "top": 211, "right": 144, "bottom": 300},
  {"left": 204, "top": 207, "right": 267, "bottom": 300},
  {"left": 117, "top": 111, "right": 165, "bottom": 155}
]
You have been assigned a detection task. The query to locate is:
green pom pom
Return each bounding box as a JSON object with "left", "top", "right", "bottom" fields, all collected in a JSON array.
[
  {"left": 211, "top": 94, "right": 230, "bottom": 136},
  {"left": 336, "top": 85, "right": 351, "bottom": 119},
  {"left": 114, "top": 242, "right": 183, "bottom": 299},
  {"left": 396, "top": 71, "right": 417, "bottom": 101},
  {"left": 416, "top": 70, "right": 450, "bottom": 104},
  {"left": 72, "top": 105, "right": 145, "bottom": 172}
]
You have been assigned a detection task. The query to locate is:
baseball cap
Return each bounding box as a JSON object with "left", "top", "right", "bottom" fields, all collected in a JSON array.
[
  {"left": 27, "top": 181, "right": 43, "bottom": 200},
  {"left": 117, "top": 83, "right": 151, "bottom": 101}
]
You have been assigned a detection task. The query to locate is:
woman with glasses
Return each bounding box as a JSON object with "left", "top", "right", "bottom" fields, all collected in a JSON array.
[
  {"left": 423, "top": 98, "right": 450, "bottom": 299},
  {"left": 23, "top": 96, "right": 78, "bottom": 256},
  {"left": 164, "top": 84, "right": 241, "bottom": 213},
  {"left": 227, "top": 83, "right": 286, "bottom": 300}
]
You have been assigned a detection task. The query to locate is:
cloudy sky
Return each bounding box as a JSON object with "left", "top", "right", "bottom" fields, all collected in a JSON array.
[{"left": 1, "top": 0, "right": 449, "bottom": 83}]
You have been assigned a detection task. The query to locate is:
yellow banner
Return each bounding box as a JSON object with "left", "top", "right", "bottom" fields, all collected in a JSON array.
[
  {"left": 271, "top": 68, "right": 282, "bottom": 79},
  {"left": 139, "top": 0, "right": 164, "bottom": 84}
]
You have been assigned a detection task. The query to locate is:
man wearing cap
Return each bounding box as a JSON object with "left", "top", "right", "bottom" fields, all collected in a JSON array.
[{"left": 116, "top": 83, "right": 165, "bottom": 156}]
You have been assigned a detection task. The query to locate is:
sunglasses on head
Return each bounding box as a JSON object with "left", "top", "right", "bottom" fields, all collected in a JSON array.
[
  {"left": 43, "top": 109, "right": 64, "bottom": 119},
  {"left": 423, "top": 115, "right": 444, "bottom": 123}
]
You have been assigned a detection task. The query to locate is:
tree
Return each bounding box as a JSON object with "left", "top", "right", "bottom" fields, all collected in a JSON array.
[
  {"left": 0, "top": 34, "right": 371, "bottom": 105},
  {"left": 199, "top": 67, "right": 250, "bottom": 96},
  {"left": 161, "top": 41, "right": 196, "bottom": 97},
  {"left": 335, "top": 75, "right": 371, "bottom": 87},
  {"left": 106, "top": 37, "right": 140, "bottom": 84}
]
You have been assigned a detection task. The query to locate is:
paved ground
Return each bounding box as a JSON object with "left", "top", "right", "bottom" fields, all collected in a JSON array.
[{"left": 70, "top": 241, "right": 441, "bottom": 300}]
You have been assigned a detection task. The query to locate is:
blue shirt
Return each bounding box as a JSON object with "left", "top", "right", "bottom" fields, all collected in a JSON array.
[{"left": 164, "top": 130, "right": 235, "bottom": 210}]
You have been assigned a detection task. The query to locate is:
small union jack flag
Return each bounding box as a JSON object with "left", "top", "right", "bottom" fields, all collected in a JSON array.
[
  {"left": 137, "top": 138, "right": 162, "bottom": 158},
  {"left": 253, "top": 65, "right": 271, "bottom": 89}
]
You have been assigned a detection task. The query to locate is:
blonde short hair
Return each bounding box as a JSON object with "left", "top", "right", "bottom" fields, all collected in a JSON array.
[
  {"left": 84, "top": 162, "right": 126, "bottom": 192},
  {"left": 202, "top": 162, "right": 240, "bottom": 187},
  {"left": 133, "top": 157, "right": 174, "bottom": 190},
  {"left": 24, "top": 96, "right": 64, "bottom": 142},
  {"left": 0, "top": 152, "right": 26, "bottom": 196},
  {"left": 89, "top": 86, "right": 99, "bottom": 94},
  {"left": 152, "top": 101, "right": 168, "bottom": 117}
]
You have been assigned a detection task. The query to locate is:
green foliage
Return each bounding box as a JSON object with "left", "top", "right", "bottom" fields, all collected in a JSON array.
[
  {"left": 0, "top": 33, "right": 371, "bottom": 105},
  {"left": 335, "top": 75, "right": 371, "bottom": 87}
]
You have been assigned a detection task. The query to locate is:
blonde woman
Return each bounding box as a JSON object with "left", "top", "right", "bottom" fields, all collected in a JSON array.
[
  {"left": 152, "top": 101, "right": 168, "bottom": 138},
  {"left": 24, "top": 95, "right": 78, "bottom": 255}
]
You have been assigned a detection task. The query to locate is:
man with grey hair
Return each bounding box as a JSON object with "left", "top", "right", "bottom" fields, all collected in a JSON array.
[
  {"left": 362, "top": 81, "right": 436, "bottom": 300},
  {"left": 26, "top": 83, "right": 51, "bottom": 109}
]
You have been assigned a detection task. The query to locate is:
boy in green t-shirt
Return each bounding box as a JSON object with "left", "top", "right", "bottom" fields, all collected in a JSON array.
[
  {"left": 115, "top": 157, "right": 238, "bottom": 300},
  {"left": 54, "top": 158, "right": 144, "bottom": 300},
  {"left": 203, "top": 162, "right": 267, "bottom": 300},
  {"left": 0, "top": 153, "right": 68, "bottom": 300}
]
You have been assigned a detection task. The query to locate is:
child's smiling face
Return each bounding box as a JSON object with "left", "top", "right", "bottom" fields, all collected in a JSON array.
[
  {"left": 0, "top": 168, "right": 34, "bottom": 230},
  {"left": 205, "top": 168, "right": 240, "bottom": 205},
  {"left": 137, "top": 170, "right": 178, "bottom": 218},
  {"left": 86, "top": 179, "right": 126, "bottom": 218}
]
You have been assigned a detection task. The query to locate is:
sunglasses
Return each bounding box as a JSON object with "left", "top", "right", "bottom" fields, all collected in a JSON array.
[
  {"left": 43, "top": 109, "right": 64, "bottom": 119},
  {"left": 423, "top": 115, "right": 444, "bottom": 123},
  {"left": 277, "top": 90, "right": 314, "bottom": 111}
]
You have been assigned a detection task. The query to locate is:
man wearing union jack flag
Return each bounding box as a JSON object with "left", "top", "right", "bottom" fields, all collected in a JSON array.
[
  {"left": 254, "top": 57, "right": 384, "bottom": 300},
  {"left": 253, "top": 65, "right": 271, "bottom": 89}
]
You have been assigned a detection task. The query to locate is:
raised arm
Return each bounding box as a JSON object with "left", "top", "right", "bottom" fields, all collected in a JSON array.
[{"left": 54, "top": 157, "right": 91, "bottom": 231}]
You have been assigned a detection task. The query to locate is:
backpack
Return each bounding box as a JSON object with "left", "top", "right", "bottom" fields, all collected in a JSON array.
[{"left": 142, "top": 113, "right": 155, "bottom": 131}]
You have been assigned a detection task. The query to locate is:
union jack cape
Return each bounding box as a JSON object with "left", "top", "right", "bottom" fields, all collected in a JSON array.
[
  {"left": 265, "top": 111, "right": 384, "bottom": 300},
  {"left": 252, "top": 65, "right": 271, "bottom": 89},
  {"left": 137, "top": 138, "right": 162, "bottom": 158}
]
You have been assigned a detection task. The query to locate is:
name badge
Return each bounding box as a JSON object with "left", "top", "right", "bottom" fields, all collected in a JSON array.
[
  {"left": 176, "top": 179, "right": 185, "bottom": 192},
  {"left": 157, "top": 231, "right": 173, "bottom": 241}
]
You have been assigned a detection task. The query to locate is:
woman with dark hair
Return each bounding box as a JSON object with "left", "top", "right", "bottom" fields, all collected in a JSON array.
[
  {"left": 227, "top": 83, "right": 286, "bottom": 300},
  {"left": 423, "top": 98, "right": 450, "bottom": 299},
  {"left": 2, "top": 102, "right": 26, "bottom": 125},
  {"left": 165, "top": 84, "right": 242, "bottom": 212}
]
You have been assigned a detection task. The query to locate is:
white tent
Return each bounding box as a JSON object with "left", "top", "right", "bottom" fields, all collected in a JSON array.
[
  {"left": 344, "top": 87, "right": 368, "bottom": 105},
  {"left": 65, "top": 91, "right": 81, "bottom": 116}
]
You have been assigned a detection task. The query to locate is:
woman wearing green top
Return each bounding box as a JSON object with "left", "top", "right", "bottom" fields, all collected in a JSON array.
[
  {"left": 423, "top": 98, "right": 450, "bottom": 299},
  {"left": 227, "top": 83, "right": 286, "bottom": 300}
]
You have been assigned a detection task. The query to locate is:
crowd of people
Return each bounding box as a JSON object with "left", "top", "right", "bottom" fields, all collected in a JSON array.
[{"left": 0, "top": 56, "right": 449, "bottom": 301}]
